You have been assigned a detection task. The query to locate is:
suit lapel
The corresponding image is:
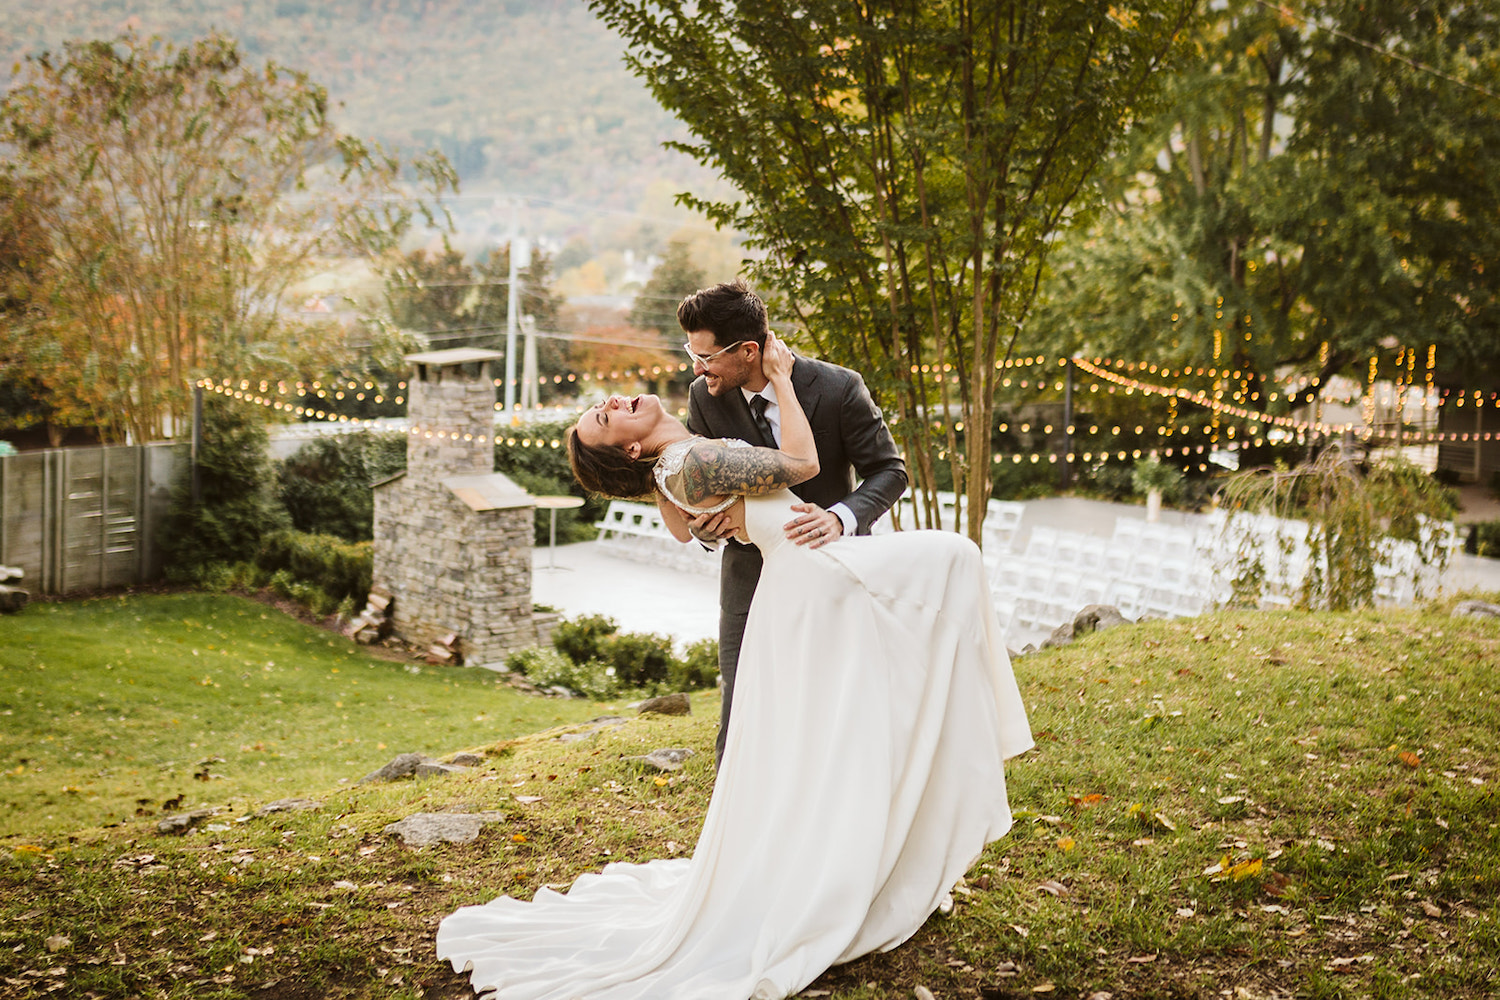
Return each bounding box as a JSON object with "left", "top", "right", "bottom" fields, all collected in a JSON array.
[{"left": 790, "top": 357, "right": 823, "bottom": 424}]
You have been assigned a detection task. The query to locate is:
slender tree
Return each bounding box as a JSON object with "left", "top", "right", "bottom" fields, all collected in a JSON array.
[{"left": 588, "top": 0, "right": 1195, "bottom": 539}]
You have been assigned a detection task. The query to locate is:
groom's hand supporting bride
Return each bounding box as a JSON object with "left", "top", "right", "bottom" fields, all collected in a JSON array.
[{"left": 785, "top": 502, "right": 843, "bottom": 549}]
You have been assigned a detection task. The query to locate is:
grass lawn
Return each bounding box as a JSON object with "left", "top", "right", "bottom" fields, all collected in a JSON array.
[
  {"left": 0, "top": 593, "right": 613, "bottom": 840},
  {"left": 2, "top": 592, "right": 1499, "bottom": 999}
]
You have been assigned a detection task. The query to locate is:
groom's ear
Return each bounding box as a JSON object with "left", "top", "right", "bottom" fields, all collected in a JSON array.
[{"left": 625, "top": 441, "right": 643, "bottom": 460}]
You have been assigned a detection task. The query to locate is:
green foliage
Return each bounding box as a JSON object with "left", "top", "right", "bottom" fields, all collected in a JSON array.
[
  {"left": 1219, "top": 444, "right": 1458, "bottom": 611},
  {"left": 1131, "top": 458, "right": 1186, "bottom": 502},
  {"left": 162, "top": 397, "right": 290, "bottom": 578},
  {"left": 533, "top": 614, "right": 716, "bottom": 699},
  {"left": 1472, "top": 521, "right": 1500, "bottom": 559},
  {"left": 1030, "top": 0, "right": 1500, "bottom": 404},
  {"left": 550, "top": 614, "right": 619, "bottom": 667},
  {"left": 599, "top": 631, "right": 676, "bottom": 688},
  {"left": 276, "top": 431, "right": 408, "bottom": 542},
  {"left": 990, "top": 459, "right": 1062, "bottom": 502},
  {"left": 627, "top": 240, "right": 703, "bottom": 337},
  {"left": 673, "top": 637, "right": 720, "bottom": 692},
  {"left": 255, "top": 529, "right": 373, "bottom": 608},
  {"left": 505, "top": 645, "right": 620, "bottom": 702}
]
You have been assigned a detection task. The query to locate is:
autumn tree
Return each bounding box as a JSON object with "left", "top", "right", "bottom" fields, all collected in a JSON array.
[
  {"left": 588, "top": 0, "right": 1195, "bottom": 539},
  {"left": 0, "top": 32, "right": 455, "bottom": 443}
]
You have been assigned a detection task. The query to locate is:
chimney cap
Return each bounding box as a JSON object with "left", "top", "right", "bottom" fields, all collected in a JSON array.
[{"left": 403, "top": 347, "right": 505, "bottom": 367}]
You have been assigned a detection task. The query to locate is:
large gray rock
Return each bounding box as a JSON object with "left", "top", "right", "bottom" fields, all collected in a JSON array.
[
  {"left": 157, "top": 807, "right": 220, "bottom": 835},
  {"left": 1453, "top": 599, "right": 1500, "bottom": 619},
  {"left": 358, "top": 752, "right": 435, "bottom": 784},
  {"left": 1073, "top": 604, "right": 1131, "bottom": 635},
  {"left": 1040, "top": 604, "right": 1132, "bottom": 651},
  {"left": 383, "top": 811, "right": 504, "bottom": 847},
  {"left": 447, "top": 752, "right": 486, "bottom": 766},
  {"left": 637, "top": 693, "right": 691, "bottom": 716},
  {"left": 415, "top": 761, "right": 471, "bottom": 779}
]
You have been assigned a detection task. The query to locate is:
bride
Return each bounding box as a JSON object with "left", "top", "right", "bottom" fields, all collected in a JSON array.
[{"left": 437, "top": 333, "right": 1033, "bottom": 999}]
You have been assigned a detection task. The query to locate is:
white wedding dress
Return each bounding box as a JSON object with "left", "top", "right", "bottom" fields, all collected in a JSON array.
[{"left": 437, "top": 439, "right": 1033, "bottom": 999}]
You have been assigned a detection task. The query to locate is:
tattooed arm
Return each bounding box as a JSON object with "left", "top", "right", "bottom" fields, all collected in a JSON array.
[{"left": 677, "top": 440, "right": 818, "bottom": 506}]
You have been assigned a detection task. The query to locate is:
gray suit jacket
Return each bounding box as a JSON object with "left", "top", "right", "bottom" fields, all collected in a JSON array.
[{"left": 686, "top": 355, "right": 908, "bottom": 617}]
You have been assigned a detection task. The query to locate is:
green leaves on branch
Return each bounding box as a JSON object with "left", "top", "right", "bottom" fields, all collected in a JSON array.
[{"left": 588, "top": 0, "right": 1195, "bottom": 540}]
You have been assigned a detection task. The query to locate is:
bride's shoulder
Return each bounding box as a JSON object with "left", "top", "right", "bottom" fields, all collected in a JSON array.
[{"left": 658, "top": 436, "right": 752, "bottom": 473}]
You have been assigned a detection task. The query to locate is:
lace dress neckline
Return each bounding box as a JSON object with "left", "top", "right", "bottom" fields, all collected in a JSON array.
[{"left": 654, "top": 437, "right": 752, "bottom": 515}]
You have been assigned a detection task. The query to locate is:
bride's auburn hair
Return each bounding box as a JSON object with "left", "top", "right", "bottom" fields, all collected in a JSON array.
[{"left": 565, "top": 426, "right": 658, "bottom": 500}]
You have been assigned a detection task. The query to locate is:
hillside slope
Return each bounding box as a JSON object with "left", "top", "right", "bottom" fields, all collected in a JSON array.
[{"left": 1, "top": 0, "right": 713, "bottom": 211}]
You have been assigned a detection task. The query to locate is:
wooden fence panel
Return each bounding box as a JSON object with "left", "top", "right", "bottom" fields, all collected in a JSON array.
[{"left": 0, "top": 443, "right": 185, "bottom": 595}]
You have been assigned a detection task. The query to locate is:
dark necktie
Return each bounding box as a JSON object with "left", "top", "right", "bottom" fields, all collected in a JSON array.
[{"left": 748, "top": 394, "right": 777, "bottom": 449}]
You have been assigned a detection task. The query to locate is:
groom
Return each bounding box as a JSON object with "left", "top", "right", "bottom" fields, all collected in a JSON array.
[{"left": 671, "top": 280, "right": 907, "bottom": 766}]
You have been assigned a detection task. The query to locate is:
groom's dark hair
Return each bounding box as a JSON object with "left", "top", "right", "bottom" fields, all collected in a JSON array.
[
  {"left": 676, "top": 279, "right": 768, "bottom": 348},
  {"left": 566, "top": 426, "right": 657, "bottom": 500}
]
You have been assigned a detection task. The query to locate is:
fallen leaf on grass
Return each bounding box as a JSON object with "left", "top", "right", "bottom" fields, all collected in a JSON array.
[
  {"left": 1125, "top": 953, "right": 1157, "bottom": 964},
  {"left": 915, "top": 987, "right": 937, "bottom": 1000},
  {"left": 1419, "top": 900, "right": 1443, "bottom": 917},
  {"left": 1175, "top": 907, "right": 1196, "bottom": 918},
  {"left": 1398, "top": 751, "right": 1422, "bottom": 769},
  {"left": 1070, "top": 793, "right": 1107, "bottom": 809},
  {"left": 1010, "top": 924, "right": 1030, "bottom": 938},
  {"left": 1205, "top": 856, "right": 1264, "bottom": 882},
  {"left": 43, "top": 936, "right": 70, "bottom": 953},
  {"left": 1086, "top": 993, "right": 1114, "bottom": 1000},
  {"left": 1326, "top": 955, "right": 1375, "bottom": 973},
  {"left": 1216, "top": 796, "right": 1245, "bottom": 805},
  {"left": 514, "top": 795, "right": 543, "bottom": 804},
  {"left": 1153, "top": 812, "right": 1177, "bottom": 832},
  {"left": 1036, "top": 880, "right": 1069, "bottom": 897},
  {"left": 1056, "top": 837, "right": 1076, "bottom": 852},
  {"left": 1032, "top": 984, "right": 1055, "bottom": 994}
]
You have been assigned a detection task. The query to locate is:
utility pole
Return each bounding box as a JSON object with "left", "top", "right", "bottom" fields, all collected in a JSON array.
[
  {"left": 503, "top": 200, "right": 521, "bottom": 415},
  {"left": 520, "top": 315, "right": 538, "bottom": 411}
]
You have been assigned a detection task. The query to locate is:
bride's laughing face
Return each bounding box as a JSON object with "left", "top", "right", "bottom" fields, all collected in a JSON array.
[{"left": 575, "top": 394, "right": 664, "bottom": 455}]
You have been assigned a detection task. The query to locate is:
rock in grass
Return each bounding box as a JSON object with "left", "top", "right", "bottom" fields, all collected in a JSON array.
[
  {"left": 253, "top": 798, "right": 322, "bottom": 818},
  {"left": 637, "top": 693, "right": 691, "bottom": 716},
  {"left": 1073, "top": 603, "right": 1131, "bottom": 634},
  {"left": 448, "top": 752, "right": 486, "bottom": 766},
  {"left": 156, "top": 807, "right": 219, "bottom": 835},
  {"left": 629, "top": 747, "right": 696, "bottom": 772},
  {"left": 415, "top": 761, "right": 471, "bottom": 779},
  {"left": 1453, "top": 599, "right": 1500, "bottom": 619},
  {"left": 358, "top": 752, "right": 436, "bottom": 784},
  {"left": 384, "top": 811, "right": 503, "bottom": 847}
]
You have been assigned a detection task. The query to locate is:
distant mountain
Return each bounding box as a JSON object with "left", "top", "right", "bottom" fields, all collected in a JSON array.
[{"left": 1, "top": 0, "right": 717, "bottom": 217}]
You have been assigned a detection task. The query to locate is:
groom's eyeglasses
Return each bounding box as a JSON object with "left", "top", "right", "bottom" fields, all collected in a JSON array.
[{"left": 682, "top": 340, "right": 745, "bottom": 366}]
